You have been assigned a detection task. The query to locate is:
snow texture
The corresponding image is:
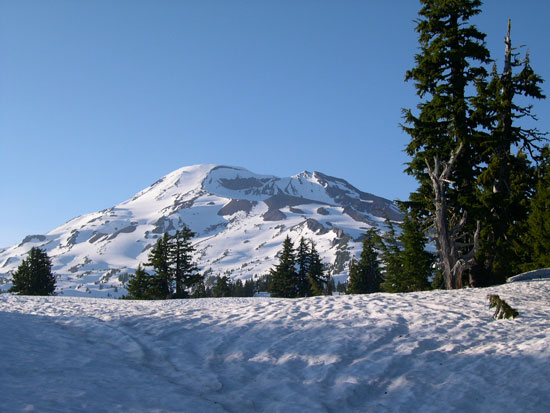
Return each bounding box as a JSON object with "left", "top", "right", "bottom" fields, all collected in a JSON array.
[
  {"left": 1, "top": 280, "right": 550, "bottom": 412},
  {"left": 0, "top": 165, "right": 400, "bottom": 298}
]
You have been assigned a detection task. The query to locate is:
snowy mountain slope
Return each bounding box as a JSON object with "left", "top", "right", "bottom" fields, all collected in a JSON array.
[
  {"left": 0, "top": 165, "right": 401, "bottom": 297},
  {"left": 1, "top": 280, "right": 549, "bottom": 412}
]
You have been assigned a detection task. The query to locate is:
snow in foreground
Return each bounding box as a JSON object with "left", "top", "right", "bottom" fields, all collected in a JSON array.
[{"left": 1, "top": 281, "right": 550, "bottom": 412}]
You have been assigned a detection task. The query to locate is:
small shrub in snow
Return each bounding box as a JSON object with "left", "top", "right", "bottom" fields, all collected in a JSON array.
[{"left": 487, "top": 294, "right": 519, "bottom": 319}]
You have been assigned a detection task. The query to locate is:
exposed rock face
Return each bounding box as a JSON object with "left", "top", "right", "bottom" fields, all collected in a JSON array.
[
  {"left": 305, "top": 219, "right": 329, "bottom": 235},
  {"left": 263, "top": 194, "right": 322, "bottom": 211},
  {"left": 262, "top": 209, "right": 287, "bottom": 221},
  {"left": 317, "top": 207, "right": 329, "bottom": 216},
  {"left": 107, "top": 225, "right": 137, "bottom": 240},
  {"left": 313, "top": 171, "right": 401, "bottom": 221},
  {"left": 20, "top": 235, "right": 47, "bottom": 244},
  {"left": 0, "top": 164, "right": 402, "bottom": 298},
  {"left": 219, "top": 177, "right": 270, "bottom": 191},
  {"left": 218, "top": 200, "right": 257, "bottom": 216},
  {"left": 152, "top": 217, "right": 175, "bottom": 234}
]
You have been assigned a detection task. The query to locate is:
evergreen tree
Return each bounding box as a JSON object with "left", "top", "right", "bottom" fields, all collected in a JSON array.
[
  {"left": 213, "top": 275, "right": 232, "bottom": 297},
  {"left": 347, "top": 229, "right": 383, "bottom": 294},
  {"left": 336, "top": 281, "right": 347, "bottom": 294},
  {"left": 10, "top": 247, "right": 56, "bottom": 296},
  {"left": 307, "top": 241, "right": 327, "bottom": 296},
  {"left": 381, "top": 208, "right": 433, "bottom": 293},
  {"left": 126, "top": 264, "right": 153, "bottom": 299},
  {"left": 377, "top": 217, "right": 402, "bottom": 288},
  {"left": 403, "top": 0, "right": 503, "bottom": 289},
  {"left": 403, "top": 0, "right": 491, "bottom": 218},
  {"left": 168, "top": 226, "right": 201, "bottom": 298},
  {"left": 243, "top": 279, "right": 255, "bottom": 297},
  {"left": 525, "top": 146, "right": 550, "bottom": 269},
  {"left": 268, "top": 236, "right": 299, "bottom": 298},
  {"left": 145, "top": 233, "right": 172, "bottom": 298},
  {"left": 192, "top": 279, "right": 210, "bottom": 298},
  {"left": 473, "top": 21, "right": 546, "bottom": 284},
  {"left": 296, "top": 237, "right": 311, "bottom": 296}
]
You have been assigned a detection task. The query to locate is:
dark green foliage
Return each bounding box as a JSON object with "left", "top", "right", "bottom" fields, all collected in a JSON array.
[
  {"left": 129, "top": 227, "right": 203, "bottom": 299},
  {"left": 192, "top": 279, "right": 210, "bottom": 298},
  {"left": 403, "top": 2, "right": 546, "bottom": 288},
  {"left": 377, "top": 218, "right": 402, "bottom": 290},
  {"left": 10, "top": 247, "right": 56, "bottom": 296},
  {"left": 347, "top": 229, "right": 383, "bottom": 294},
  {"left": 379, "top": 208, "right": 433, "bottom": 293},
  {"left": 403, "top": 0, "right": 491, "bottom": 290},
  {"left": 268, "top": 237, "right": 328, "bottom": 297},
  {"left": 525, "top": 146, "right": 550, "bottom": 269},
  {"left": 472, "top": 21, "right": 547, "bottom": 285},
  {"left": 213, "top": 275, "right": 232, "bottom": 297},
  {"left": 296, "top": 237, "right": 312, "bottom": 296},
  {"left": 269, "top": 236, "right": 299, "bottom": 298},
  {"left": 167, "top": 227, "right": 200, "bottom": 298},
  {"left": 403, "top": 0, "right": 490, "bottom": 218},
  {"left": 487, "top": 294, "right": 519, "bottom": 319},
  {"left": 145, "top": 233, "right": 172, "bottom": 298},
  {"left": 125, "top": 264, "right": 154, "bottom": 300},
  {"left": 307, "top": 241, "right": 329, "bottom": 296},
  {"left": 336, "top": 281, "right": 347, "bottom": 294}
]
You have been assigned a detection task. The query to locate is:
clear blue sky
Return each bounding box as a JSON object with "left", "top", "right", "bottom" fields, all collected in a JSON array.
[{"left": 1, "top": 0, "right": 549, "bottom": 247}]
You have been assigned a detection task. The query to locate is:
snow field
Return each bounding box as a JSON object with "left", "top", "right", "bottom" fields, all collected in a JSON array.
[{"left": 1, "top": 280, "right": 550, "bottom": 412}]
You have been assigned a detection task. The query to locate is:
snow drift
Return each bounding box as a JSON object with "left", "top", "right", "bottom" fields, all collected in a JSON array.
[{"left": 1, "top": 279, "right": 549, "bottom": 412}]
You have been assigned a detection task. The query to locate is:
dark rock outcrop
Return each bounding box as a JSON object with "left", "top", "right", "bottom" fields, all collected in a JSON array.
[{"left": 218, "top": 199, "right": 257, "bottom": 216}]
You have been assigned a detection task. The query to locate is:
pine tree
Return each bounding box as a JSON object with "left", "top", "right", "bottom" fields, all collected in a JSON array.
[
  {"left": 243, "top": 279, "right": 255, "bottom": 297},
  {"left": 213, "top": 275, "right": 232, "bottom": 297},
  {"left": 377, "top": 218, "right": 402, "bottom": 290},
  {"left": 403, "top": 0, "right": 492, "bottom": 289},
  {"left": 382, "top": 208, "right": 433, "bottom": 292},
  {"left": 10, "top": 247, "right": 56, "bottom": 296},
  {"left": 268, "top": 236, "right": 299, "bottom": 298},
  {"left": 525, "top": 146, "right": 550, "bottom": 269},
  {"left": 307, "top": 241, "right": 327, "bottom": 296},
  {"left": 347, "top": 229, "right": 383, "bottom": 294},
  {"left": 192, "top": 279, "right": 210, "bottom": 298},
  {"left": 168, "top": 226, "right": 201, "bottom": 298},
  {"left": 473, "top": 21, "right": 547, "bottom": 284},
  {"left": 125, "top": 264, "right": 153, "bottom": 299},
  {"left": 296, "top": 237, "right": 311, "bottom": 296},
  {"left": 145, "top": 233, "right": 172, "bottom": 299}
]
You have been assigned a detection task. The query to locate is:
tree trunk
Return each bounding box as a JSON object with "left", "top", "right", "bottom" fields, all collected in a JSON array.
[{"left": 426, "top": 144, "right": 481, "bottom": 289}]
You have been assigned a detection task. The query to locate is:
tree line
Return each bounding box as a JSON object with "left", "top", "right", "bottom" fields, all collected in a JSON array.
[{"left": 126, "top": 231, "right": 336, "bottom": 300}]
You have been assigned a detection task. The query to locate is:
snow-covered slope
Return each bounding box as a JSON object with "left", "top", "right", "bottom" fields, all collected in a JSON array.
[
  {"left": 1, "top": 280, "right": 549, "bottom": 411},
  {"left": 0, "top": 165, "right": 401, "bottom": 297}
]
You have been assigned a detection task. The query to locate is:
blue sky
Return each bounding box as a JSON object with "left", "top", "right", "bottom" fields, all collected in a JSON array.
[{"left": 1, "top": 0, "right": 549, "bottom": 247}]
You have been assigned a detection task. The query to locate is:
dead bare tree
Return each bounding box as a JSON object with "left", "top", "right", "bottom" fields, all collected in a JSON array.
[{"left": 425, "top": 143, "right": 481, "bottom": 289}]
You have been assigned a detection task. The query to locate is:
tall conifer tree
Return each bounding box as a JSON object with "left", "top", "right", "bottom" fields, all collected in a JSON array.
[
  {"left": 145, "top": 233, "right": 172, "bottom": 298},
  {"left": 347, "top": 229, "right": 383, "bottom": 294},
  {"left": 168, "top": 226, "right": 200, "bottom": 298},
  {"left": 403, "top": 0, "right": 490, "bottom": 289},
  {"left": 473, "top": 21, "right": 546, "bottom": 283},
  {"left": 269, "top": 236, "right": 299, "bottom": 298},
  {"left": 307, "top": 241, "right": 327, "bottom": 296},
  {"left": 10, "top": 247, "right": 56, "bottom": 296},
  {"left": 526, "top": 146, "right": 550, "bottom": 269}
]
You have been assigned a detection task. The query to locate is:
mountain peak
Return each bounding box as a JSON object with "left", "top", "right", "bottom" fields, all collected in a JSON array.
[{"left": 0, "top": 164, "right": 401, "bottom": 298}]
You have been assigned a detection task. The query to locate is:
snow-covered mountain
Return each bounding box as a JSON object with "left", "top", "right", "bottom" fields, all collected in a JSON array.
[{"left": 0, "top": 165, "right": 401, "bottom": 297}]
